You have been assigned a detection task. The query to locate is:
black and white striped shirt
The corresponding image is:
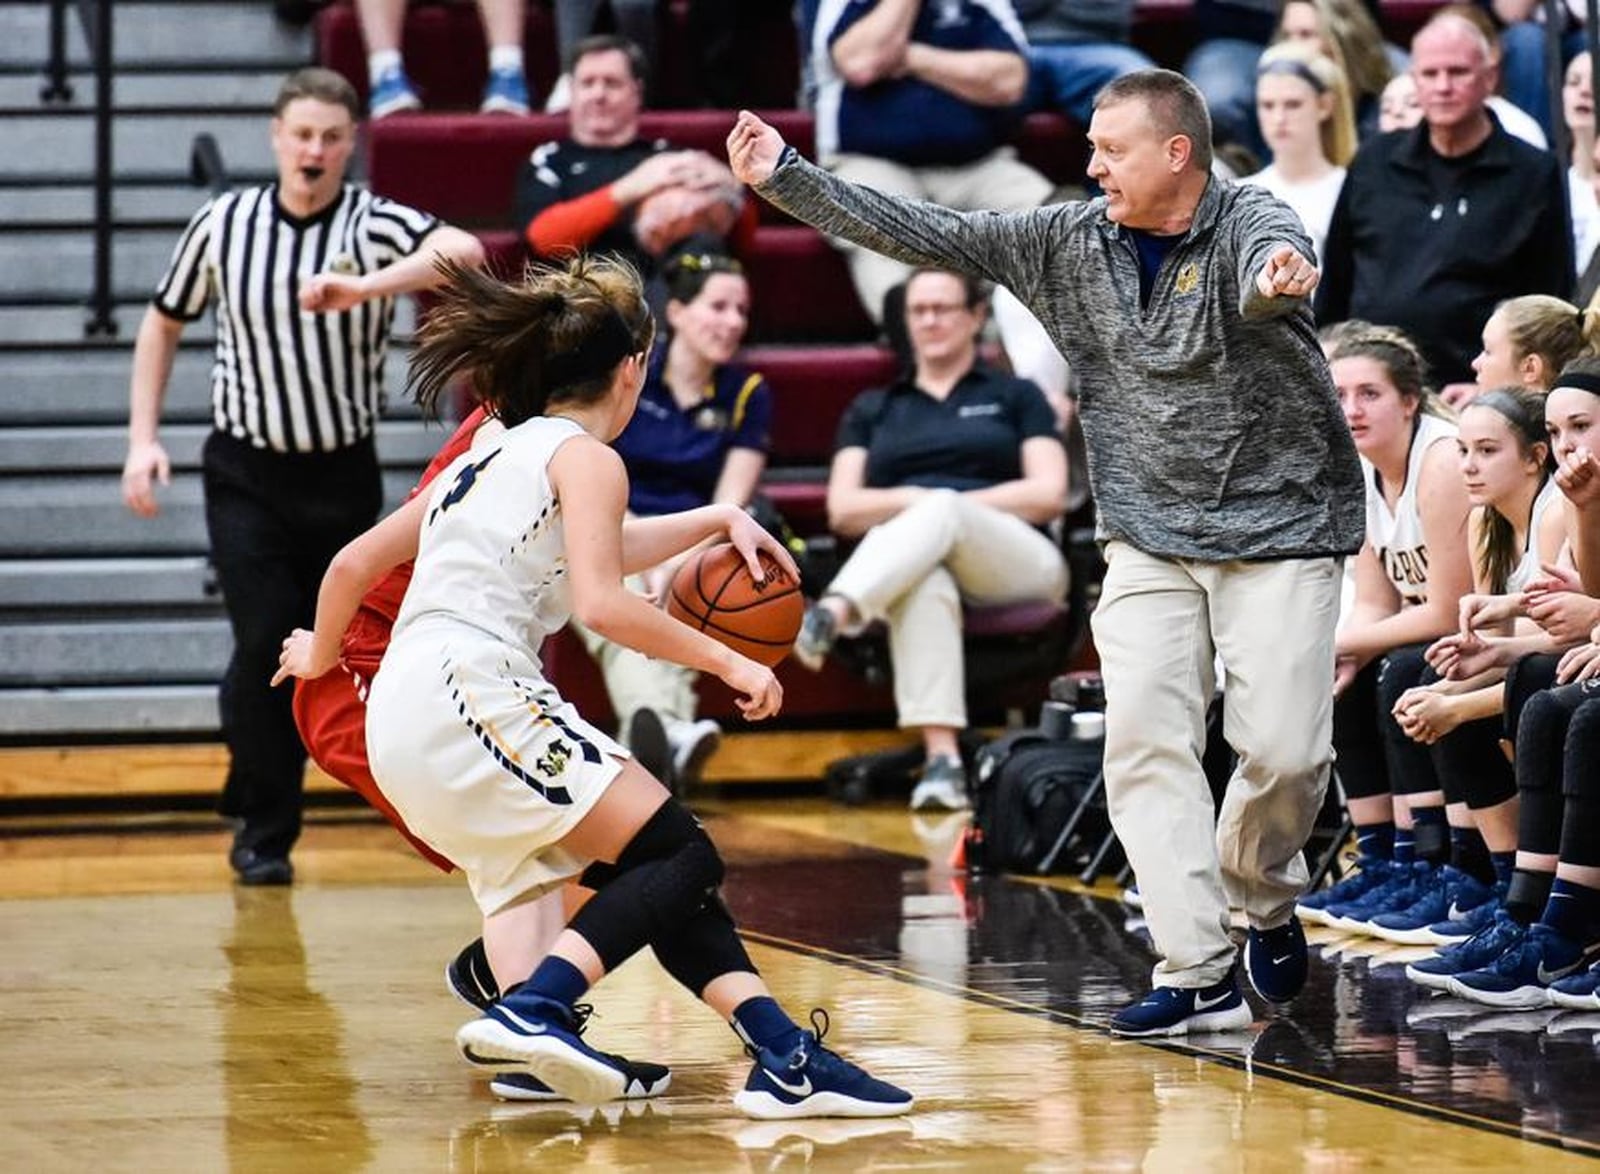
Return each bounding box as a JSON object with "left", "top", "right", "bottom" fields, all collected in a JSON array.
[{"left": 154, "top": 184, "right": 439, "bottom": 454}]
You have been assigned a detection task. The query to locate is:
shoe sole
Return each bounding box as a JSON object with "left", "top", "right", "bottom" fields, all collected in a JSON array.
[
  {"left": 1367, "top": 921, "right": 1445, "bottom": 946},
  {"left": 1419, "top": 925, "right": 1476, "bottom": 946},
  {"left": 908, "top": 792, "right": 970, "bottom": 813},
  {"left": 369, "top": 96, "right": 421, "bottom": 119},
  {"left": 479, "top": 98, "right": 530, "bottom": 115},
  {"left": 1294, "top": 904, "right": 1333, "bottom": 927},
  {"left": 1443, "top": 979, "right": 1553, "bottom": 1009},
  {"left": 489, "top": 1074, "right": 564, "bottom": 1102},
  {"left": 1108, "top": 1001, "right": 1254, "bottom": 1037},
  {"left": 1404, "top": 965, "right": 1460, "bottom": 992},
  {"left": 456, "top": 1018, "right": 628, "bottom": 1104},
  {"left": 732, "top": 1088, "right": 914, "bottom": 1120},
  {"left": 1548, "top": 990, "right": 1600, "bottom": 1010}
]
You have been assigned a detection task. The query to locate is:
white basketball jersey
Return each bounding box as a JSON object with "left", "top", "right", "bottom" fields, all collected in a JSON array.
[
  {"left": 1505, "top": 477, "right": 1562, "bottom": 594},
  {"left": 391, "top": 415, "right": 585, "bottom": 652},
  {"left": 1364, "top": 413, "right": 1457, "bottom": 606}
]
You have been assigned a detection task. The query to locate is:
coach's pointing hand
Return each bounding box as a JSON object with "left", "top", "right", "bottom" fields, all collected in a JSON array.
[
  {"left": 1257, "top": 245, "right": 1319, "bottom": 300},
  {"left": 727, "top": 111, "right": 785, "bottom": 187}
]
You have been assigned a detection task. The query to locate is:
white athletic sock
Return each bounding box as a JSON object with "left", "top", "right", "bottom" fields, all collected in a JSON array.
[
  {"left": 368, "top": 49, "right": 402, "bottom": 84},
  {"left": 488, "top": 45, "right": 524, "bottom": 74}
]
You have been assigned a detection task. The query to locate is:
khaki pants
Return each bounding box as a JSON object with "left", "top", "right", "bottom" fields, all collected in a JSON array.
[
  {"left": 1091, "top": 541, "right": 1340, "bottom": 988},
  {"left": 824, "top": 149, "right": 1054, "bottom": 325},
  {"left": 574, "top": 571, "right": 697, "bottom": 736},
  {"left": 829, "top": 490, "right": 1067, "bottom": 730}
]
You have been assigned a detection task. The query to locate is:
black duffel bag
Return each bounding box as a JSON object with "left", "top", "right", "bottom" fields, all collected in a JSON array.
[{"left": 967, "top": 724, "right": 1109, "bottom": 876}]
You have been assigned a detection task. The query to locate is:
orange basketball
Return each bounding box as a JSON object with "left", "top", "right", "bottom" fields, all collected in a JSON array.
[{"left": 666, "top": 542, "right": 803, "bottom": 668}]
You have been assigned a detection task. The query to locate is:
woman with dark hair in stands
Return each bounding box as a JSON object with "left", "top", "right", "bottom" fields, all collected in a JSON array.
[
  {"left": 791, "top": 267, "right": 1068, "bottom": 814},
  {"left": 575, "top": 251, "right": 773, "bottom": 791},
  {"left": 1297, "top": 323, "right": 1476, "bottom": 930}
]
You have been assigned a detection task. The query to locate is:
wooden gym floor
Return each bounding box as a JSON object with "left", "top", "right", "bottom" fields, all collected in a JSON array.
[{"left": 2, "top": 754, "right": 1598, "bottom": 1170}]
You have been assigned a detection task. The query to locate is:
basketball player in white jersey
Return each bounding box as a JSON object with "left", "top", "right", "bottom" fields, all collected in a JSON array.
[{"left": 273, "top": 255, "right": 912, "bottom": 1120}]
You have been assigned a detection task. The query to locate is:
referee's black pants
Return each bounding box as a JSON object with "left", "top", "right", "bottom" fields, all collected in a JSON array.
[{"left": 204, "top": 431, "right": 382, "bottom": 862}]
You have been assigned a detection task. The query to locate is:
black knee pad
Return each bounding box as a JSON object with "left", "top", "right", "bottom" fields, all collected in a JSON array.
[
  {"left": 1563, "top": 698, "right": 1600, "bottom": 800},
  {"left": 569, "top": 801, "right": 725, "bottom": 971},
  {"left": 651, "top": 894, "right": 758, "bottom": 996}
]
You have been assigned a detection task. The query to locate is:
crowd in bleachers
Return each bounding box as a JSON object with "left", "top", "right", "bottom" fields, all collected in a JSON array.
[{"left": 276, "top": 0, "right": 1600, "bottom": 1009}]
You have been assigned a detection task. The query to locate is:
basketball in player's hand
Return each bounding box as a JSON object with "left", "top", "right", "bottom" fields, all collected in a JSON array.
[{"left": 666, "top": 542, "right": 803, "bottom": 668}]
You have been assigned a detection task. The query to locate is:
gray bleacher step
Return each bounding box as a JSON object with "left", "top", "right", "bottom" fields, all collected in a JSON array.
[
  {"left": 0, "top": 555, "right": 215, "bottom": 609},
  {"left": 5, "top": 226, "right": 189, "bottom": 299},
  {"left": 0, "top": 470, "right": 422, "bottom": 558},
  {"left": 0, "top": 684, "right": 219, "bottom": 737},
  {"left": 0, "top": 69, "right": 284, "bottom": 112},
  {"left": 0, "top": 3, "right": 310, "bottom": 70},
  {"left": 1, "top": 347, "right": 417, "bottom": 424},
  {"left": 0, "top": 109, "right": 275, "bottom": 179},
  {"left": 0, "top": 616, "right": 230, "bottom": 687},
  {"left": 0, "top": 181, "right": 271, "bottom": 226},
  {"left": 0, "top": 418, "right": 461, "bottom": 474}
]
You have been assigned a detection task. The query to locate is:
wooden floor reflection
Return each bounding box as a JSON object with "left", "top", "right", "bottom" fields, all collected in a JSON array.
[{"left": 1, "top": 797, "right": 1595, "bottom": 1171}]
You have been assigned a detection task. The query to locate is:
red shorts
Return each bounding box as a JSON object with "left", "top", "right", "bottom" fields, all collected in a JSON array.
[{"left": 293, "top": 665, "right": 455, "bottom": 873}]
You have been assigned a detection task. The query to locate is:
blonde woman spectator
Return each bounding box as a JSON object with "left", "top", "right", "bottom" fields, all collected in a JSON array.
[
  {"left": 1378, "top": 70, "right": 1422, "bottom": 132},
  {"left": 1275, "top": 0, "right": 1398, "bottom": 138},
  {"left": 1246, "top": 42, "right": 1355, "bottom": 261}
]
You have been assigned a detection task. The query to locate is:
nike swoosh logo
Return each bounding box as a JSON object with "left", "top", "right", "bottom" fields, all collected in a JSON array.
[
  {"left": 1272, "top": 954, "right": 1295, "bottom": 966},
  {"left": 763, "top": 1068, "right": 813, "bottom": 1097},
  {"left": 496, "top": 1007, "right": 550, "bottom": 1035},
  {"left": 1194, "top": 989, "right": 1234, "bottom": 1012},
  {"left": 1446, "top": 903, "right": 1467, "bottom": 921},
  {"left": 1537, "top": 960, "right": 1580, "bottom": 984}
]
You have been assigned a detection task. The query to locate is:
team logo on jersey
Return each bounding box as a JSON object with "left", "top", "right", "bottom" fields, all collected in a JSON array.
[
  {"left": 328, "top": 253, "right": 360, "bottom": 275},
  {"left": 1174, "top": 262, "right": 1201, "bottom": 296},
  {"left": 535, "top": 740, "right": 572, "bottom": 779}
]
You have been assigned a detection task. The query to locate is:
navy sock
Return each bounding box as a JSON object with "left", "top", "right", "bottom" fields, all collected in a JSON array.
[
  {"left": 1392, "top": 828, "right": 1416, "bottom": 865},
  {"left": 1355, "top": 821, "right": 1394, "bottom": 861},
  {"left": 1410, "top": 805, "right": 1449, "bottom": 864},
  {"left": 1490, "top": 851, "right": 1515, "bottom": 888},
  {"left": 1540, "top": 878, "right": 1600, "bottom": 944},
  {"left": 1505, "top": 869, "right": 1555, "bottom": 926},
  {"left": 1449, "top": 825, "right": 1493, "bottom": 885},
  {"left": 731, "top": 995, "right": 803, "bottom": 1056},
  {"left": 521, "top": 955, "right": 590, "bottom": 1010}
]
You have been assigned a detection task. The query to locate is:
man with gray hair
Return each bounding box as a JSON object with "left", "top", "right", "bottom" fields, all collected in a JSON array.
[
  {"left": 729, "top": 69, "right": 1365, "bottom": 1036},
  {"left": 1316, "top": 11, "right": 1573, "bottom": 401}
]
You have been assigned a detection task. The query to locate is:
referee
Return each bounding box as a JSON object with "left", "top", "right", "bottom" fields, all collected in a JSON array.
[{"left": 121, "top": 68, "right": 484, "bottom": 885}]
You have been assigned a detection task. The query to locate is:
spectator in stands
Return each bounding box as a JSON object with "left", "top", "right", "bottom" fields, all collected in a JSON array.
[
  {"left": 356, "top": 0, "right": 534, "bottom": 117},
  {"left": 1183, "top": 0, "right": 1278, "bottom": 158},
  {"left": 1296, "top": 324, "right": 1476, "bottom": 931},
  {"left": 545, "top": 0, "right": 658, "bottom": 111},
  {"left": 791, "top": 268, "right": 1068, "bottom": 814},
  {"left": 512, "top": 35, "right": 748, "bottom": 297},
  {"left": 1490, "top": 0, "right": 1587, "bottom": 140},
  {"left": 119, "top": 68, "right": 484, "bottom": 885},
  {"left": 1564, "top": 53, "right": 1600, "bottom": 277},
  {"left": 1275, "top": 0, "right": 1400, "bottom": 141},
  {"left": 576, "top": 252, "right": 772, "bottom": 791},
  {"left": 1431, "top": 3, "right": 1549, "bottom": 148},
  {"left": 1379, "top": 69, "right": 1422, "bottom": 131},
  {"left": 1316, "top": 13, "right": 1574, "bottom": 398},
  {"left": 1012, "top": 0, "right": 1154, "bottom": 125},
  {"left": 803, "top": 0, "right": 1063, "bottom": 400},
  {"left": 730, "top": 67, "right": 1367, "bottom": 1036},
  {"left": 1245, "top": 41, "right": 1356, "bottom": 262}
]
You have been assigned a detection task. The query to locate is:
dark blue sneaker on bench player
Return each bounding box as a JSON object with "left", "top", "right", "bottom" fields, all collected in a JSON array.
[
  {"left": 734, "top": 1010, "right": 913, "bottom": 1119},
  {"left": 1109, "top": 967, "right": 1254, "bottom": 1037}
]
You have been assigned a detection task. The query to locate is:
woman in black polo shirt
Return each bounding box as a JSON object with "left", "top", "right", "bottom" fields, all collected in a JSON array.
[{"left": 795, "top": 267, "right": 1069, "bottom": 812}]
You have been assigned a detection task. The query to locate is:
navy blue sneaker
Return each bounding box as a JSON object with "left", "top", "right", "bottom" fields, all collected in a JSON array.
[
  {"left": 1296, "top": 857, "right": 1394, "bottom": 926},
  {"left": 1449, "top": 924, "right": 1600, "bottom": 1008},
  {"left": 1108, "top": 968, "right": 1254, "bottom": 1037},
  {"left": 734, "top": 1010, "right": 913, "bottom": 1119},
  {"left": 1327, "top": 861, "right": 1435, "bottom": 935},
  {"left": 457, "top": 995, "right": 631, "bottom": 1103},
  {"left": 1548, "top": 962, "right": 1600, "bottom": 1010},
  {"left": 1368, "top": 866, "right": 1494, "bottom": 945},
  {"left": 479, "top": 65, "right": 531, "bottom": 115},
  {"left": 1420, "top": 879, "right": 1506, "bottom": 945},
  {"left": 1244, "top": 916, "right": 1308, "bottom": 1003},
  {"left": 1405, "top": 908, "right": 1526, "bottom": 992},
  {"left": 445, "top": 937, "right": 501, "bottom": 1011}
]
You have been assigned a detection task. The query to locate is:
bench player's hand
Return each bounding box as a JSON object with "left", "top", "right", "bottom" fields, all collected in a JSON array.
[
  {"left": 722, "top": 654, "right": 783, "bottom": 721},
  {"left": 271, "top": 628, "right": 336, "bottom": 686},
  {"left": 122, "top": 439, "right": 171, "bottom": 517},
  {"left": 1256, "top": 245, "right": 1318, "bottom": 299},
  {"left": 727, "top": 111, "right": 786, "bottom": 187}
]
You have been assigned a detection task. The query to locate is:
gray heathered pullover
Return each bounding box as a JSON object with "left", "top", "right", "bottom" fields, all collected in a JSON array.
[{"left": 758, "top": 154, "right": 1365, "bottom": 562}]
